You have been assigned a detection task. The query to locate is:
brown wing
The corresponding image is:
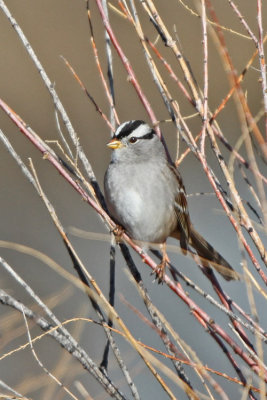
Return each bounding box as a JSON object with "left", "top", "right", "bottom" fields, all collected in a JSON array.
[
  {"left": 168, "top": 166, "right": 238, "bottom": 280},
  {"left": 168, "top": 164, "right": 191, "bottom": 252}
]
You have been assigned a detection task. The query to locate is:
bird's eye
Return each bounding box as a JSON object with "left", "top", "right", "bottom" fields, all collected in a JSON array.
[{"left": 129, "top": 136, "right": 138, "bottom": 144}]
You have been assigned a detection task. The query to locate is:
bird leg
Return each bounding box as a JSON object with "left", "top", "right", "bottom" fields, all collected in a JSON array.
[{"left": 154, "top": 242, "right": 169, "bottom": 284}]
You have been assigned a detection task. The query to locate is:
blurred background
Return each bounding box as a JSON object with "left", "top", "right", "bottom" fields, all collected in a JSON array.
[{"left": 0, "top": 1, "right": 267, "bottom": 399}]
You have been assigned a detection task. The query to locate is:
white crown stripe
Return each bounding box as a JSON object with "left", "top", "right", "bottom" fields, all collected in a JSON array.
[{"left": 115, "top": 120, "right": 151, "bottom": 140}]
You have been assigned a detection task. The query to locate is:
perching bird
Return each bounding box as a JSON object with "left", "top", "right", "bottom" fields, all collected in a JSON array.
[{"left": 104, "top": 120, "right": 238, "bottom": 282}]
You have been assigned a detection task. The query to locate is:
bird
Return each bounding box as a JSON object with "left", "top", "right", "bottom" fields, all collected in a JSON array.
[{"left": 104, "top": 120, "right": 238, "bottom": 282}]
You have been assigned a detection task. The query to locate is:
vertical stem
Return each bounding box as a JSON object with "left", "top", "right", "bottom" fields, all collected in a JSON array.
[
  {"left": 200, "top": 0, "right": 208, "bottom": 155},
  {"left": 257, "top": 0, "right": 267, "bottom": 141}
]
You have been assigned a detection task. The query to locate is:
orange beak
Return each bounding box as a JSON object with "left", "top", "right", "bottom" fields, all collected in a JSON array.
[{"left": 107, "top": 138, "right": 124, "bottom": 149}]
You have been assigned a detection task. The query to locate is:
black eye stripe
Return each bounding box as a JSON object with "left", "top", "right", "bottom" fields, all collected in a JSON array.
[
  {"left": 128, "top": 131, "right": 155, "bottom": 144},
  {"left": 142, "top": 131, "right": 155, "bottom": 140}
]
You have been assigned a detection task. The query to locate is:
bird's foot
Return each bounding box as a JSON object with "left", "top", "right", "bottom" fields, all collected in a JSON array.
[
  {"left": 112, "top": 225, "right": 125, "bottom": 242},
  {"left": 153, "top": 261, "right": 167, "bottom": 284},
  {"left": 152, "top": 244, "right": 169, "bottom": 284}
]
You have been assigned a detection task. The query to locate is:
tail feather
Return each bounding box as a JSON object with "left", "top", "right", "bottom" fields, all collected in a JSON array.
[{"left": 189, "top": 227, "right": 238, "bottom": 281}]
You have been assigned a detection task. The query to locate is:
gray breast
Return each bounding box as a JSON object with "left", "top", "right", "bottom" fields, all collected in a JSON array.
[{"left": 104, "top": 161, "right": 177, "bottom": 243}]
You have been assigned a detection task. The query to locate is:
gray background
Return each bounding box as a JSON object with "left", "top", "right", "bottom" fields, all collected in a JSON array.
[{"left": 0, "top": 1, "right": 266, "bottom": 399}]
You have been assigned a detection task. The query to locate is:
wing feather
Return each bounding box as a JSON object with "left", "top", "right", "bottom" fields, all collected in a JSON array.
[{"left": 168, "top": 164, "right": 190, "bottom": 252}]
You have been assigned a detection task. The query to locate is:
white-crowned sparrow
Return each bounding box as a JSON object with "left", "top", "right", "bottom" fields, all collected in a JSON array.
[{"left": 104, "top": 120, "right": 238, "bottom": 281}]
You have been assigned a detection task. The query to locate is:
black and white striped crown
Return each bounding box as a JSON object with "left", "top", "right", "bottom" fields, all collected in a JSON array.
[{"left": 114, "top": 120, "right": 155, "bottom": 141}]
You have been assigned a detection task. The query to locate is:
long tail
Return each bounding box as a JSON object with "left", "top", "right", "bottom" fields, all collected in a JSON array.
[{"left": 189, "top": 227, "right": 239, "bottom": 281}]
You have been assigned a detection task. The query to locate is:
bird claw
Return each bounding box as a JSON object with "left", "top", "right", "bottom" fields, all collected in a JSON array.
[
  {"left": 112, "top": 225, "right": 125, "bottom": 242},
  {"left": 151, "top": 242, "right": 169, "bottom": 284},
  {"left": 151, "top": 262, "right": 166, "bottom": 284}
]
